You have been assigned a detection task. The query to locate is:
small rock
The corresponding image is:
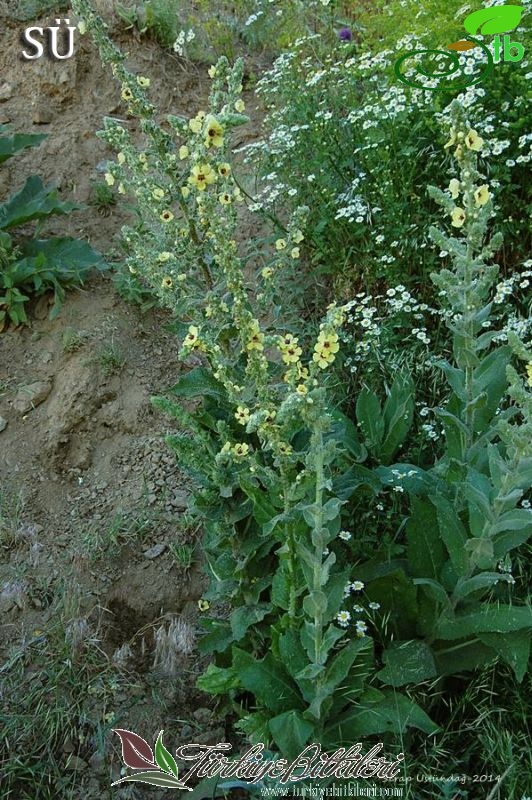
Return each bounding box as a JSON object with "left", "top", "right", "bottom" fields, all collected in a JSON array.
[
  {"left": 0, "top": 416, "right": 7, "bottom": 432},
  {"left": 64, "top": 755, "right": 88, "bottom": 772},
  {"left": 32, "top": 106, "right": 52, "bottom": 125},
  {"left": 143, "top": 543, "right": 166, "bottom": 559},
  {"left": 0, "top": 82, "right": 13, "bottom": 102},
  {"left": 42, "top": 352, "right": 53, "bottom": 364},
  {"left": 171, "top": 490, "right": 189, "bottom": 510},
  {"left": 14, "top": 380, "right": 52, "bottom": 414}
]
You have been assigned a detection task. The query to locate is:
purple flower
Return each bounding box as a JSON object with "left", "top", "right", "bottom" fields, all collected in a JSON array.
[{"left": 338, "top": 27, "right": 353, "bottom": 42}]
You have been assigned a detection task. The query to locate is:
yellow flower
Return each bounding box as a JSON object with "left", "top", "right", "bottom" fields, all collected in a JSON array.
[
  {"left": 296, "top": 384, "right": 308, "bottom": 395},
  {"left": 247, "top": 322, "right": 264, "bottom": 352},
  {"left": 152, "top": 187, "right": 165, "bottom": 200},
  {"left": 451, "top": 207, "right": 466, "bottom": 228},
  {"left": 235, "top": 406, "right": 251, "bottom": 425},
  {"left": 189, "top": 111, "right": 206, "bottom": 132},
  {"left": 198, "top": 600, "right": 210, "bottom": 612},
  {"left": 465, "top": 129, "right": 483, "bottom": 152},
  {"left": 275, "top": 238, "right": 287, "bottom": 251},
  {"left": 121, "top": 86, "right": 133, "bottom": 101},
  {"left": 179, "top": 145, "right": 189, "bottom": 160},
  {"left": 232, "top": 442, "right": 250, "bottom": 459},
  {"left": 474, "top": 185, "right": 490, "bottom": 206},
  {"left": 77, "top": 19, "right": 87, "bottom": 34},
  {"left": 313, "top": 331, "right": 340, "bottom": 368},
  {"left": 160, "top": 209, "right": 174, "bottom": 222},
  {"left": 161, "top": 276, "right": 173, "bottom": 289},
  {"left": 177, "top": 273, "right": 187, "bottom": 282},
  {"left": 117, "top": 152, "right": 126, "bottom": 165},
  {"left": 293, "top": 229, "right": 304, "bottom": 244},
  {"left": 526, "top": 363, "right": 532, "bottom": 387},
  {"left": 219, "top": 192, "right": 232, "bottom": 205},
  {"left": 104, "top": 172, "right": 115, "bottom": 186},
  {"left": 233, "top": 186, "right": 243, "bottom": 202},
  {"left": 291, "top": 247, "right": 300, "bottom": 259},
  {"left": 279, "top": 333, "right": 302, "bottom": 365},
  {"left": 262, "top": 267, "right": 273, "bottom": 279},
  {"left": 188, "top": 163, "right": 216, "bottom": 191},
  {"left": 208, "top": 65, "right": 217, "bottom": 78},
  {"left": 204, "top": 115, "right": 224, "bottom": 148},
  {"left": 117, "top": 183, "right": 125, "bottom": 194},
  {"left": 449, "top": 178, "right": 460, "bottom": 199},
  {"left": 184, "top": 325, "right": 200, "bottom": 347},
  {"left": 181, "top": 186, "right": 191, "bottom": 199},
  {"left": 137, "top": 76, "right": 150, "bottom": 87},
  {"left": 235, "top": 99, "right": 246, "bottom": 112},
  {"left": 278, "top": 442, "right": 293, "bottom": 456},
  {"left": 218, "top": 162, "right": 231, "bottom": 178},
  {"left": 158, "top": 251, "right": 172, "bottom": 262}
]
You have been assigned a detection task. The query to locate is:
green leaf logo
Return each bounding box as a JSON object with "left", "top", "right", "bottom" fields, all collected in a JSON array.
[
  {"left": 154, "top": 730, "right": 179, "bottom": 778},
  {"left": 463, "top": 5, "right": 524, "bottom": 36}
]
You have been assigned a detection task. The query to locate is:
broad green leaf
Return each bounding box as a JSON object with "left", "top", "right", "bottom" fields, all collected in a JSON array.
[
  {"left": 493, "top": 530, "right": 531, "bottom": 558},
  {"left": 0, "top": 130, "right": 47, "bottom": 163},
  {"left": 463, "top": 6, "right": 524, "bottom": 36},
  {"left": 479, "top": 630, "right": 530, "bottom": 682},
  {"left": 435, "top": 605, "right": 532, "bottom": 639},
  {"left": 434, "top": 359, "right": 467, "bottom": 400},
  {"left": 17, "top": 238, "right": 105, "bottom": 286},
  {"left": 406, "top": 498, "right": 446, "bottom": 580},
  {"left": 241, "top": 480, "right": 280, "bottom": 527},
  {"left": 170, "top": 367, "right": 226, "bottom": 401},
  {"left": 413, "top": 578, "right": 451, "bottom": 607},
  {"left": 0, "top": 176, "right": 77, "bottom": 229},
  {"left": 356, "top": 388, "right": 384, "bottom": 450},
  {"left": 324, "top": 691, "right": 438, "bottom": 744},
  {"left": 431, "top": 494, "right": 469, "bottom": 577},
  {"left": 453, "top": 572, "right": 515, "bottom": 601},
  {"left": 268, "top": 711, "right": 314, "bottom": 760},
  {"left": 326, "top": 408, "right": 365, "bottom": 460},
  {"left": 197, "top": 663, "right": 240, "bottom": 695},
  {"left": 377, "top": 640, "right": 437, "bottom": 687},
  {"left": 155, "top": 731, "right": 179, "bottom": 778},
  {"left": 230, "top": 603, "right": 272, "bottom": 641},
  {"left": 381, "top": 373, "right": 414, "bottom": 463},
  {"left": 233, "top": 648, "right": 305, "bottom": 713},
  {"left": 333, "top": 464, "right": 380, "bottom": 500},
  {"left": 492, "top": 508, "right": 532, "bottom": 534},
  {"left": 197, "top": 620, "right": 233, "bottom": 654}
]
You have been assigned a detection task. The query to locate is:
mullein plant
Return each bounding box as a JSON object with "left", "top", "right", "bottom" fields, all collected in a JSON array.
[
  {"left": 73, "top": 0, "right": 439, "bottom": 759},
  {"left": 370, "top": 101, "right": 531, "bottom": 690}
]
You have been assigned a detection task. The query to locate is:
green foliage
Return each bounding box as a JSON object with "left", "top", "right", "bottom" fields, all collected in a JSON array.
[
  {"left": 251, "top": 11, "right": 531, "bottom": 295},
  {"left": 74, "top": 0, "right": 531, "bottom": 782},
  {"left": 0, "top": 127, "right": 105, "bottom": 326}
]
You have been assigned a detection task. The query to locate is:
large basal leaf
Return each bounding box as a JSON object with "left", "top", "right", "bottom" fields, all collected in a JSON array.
[
  {"left": 232, "top": 648, "right": 305, "bottom": 714},
  {"left": 356, "top": 388, "right": 384, "bottom": 451},
  {"left": 230, "top": 603, "right": 272, "bottom": 641},
  {"left": 406, "top": 498, "right": 447, "bottom": 580},
  {"left": 170, "top": 367, "right": 226, "bottom": 401},
  {"left": 463, "top": 6, "right": 524, "bottom": 36},
  {"left": 268, "top": 710, "right": 314, "bottom": 760},
  {"left": 0, "top": 129, "right": 47, "bottom": 164},
  {"left": 196, "top": 663, "right": 240, "bottom": 695},
  {"left": 431, "top": 494, "right": 469, "bottom": 577},
  {"left": 0, "top": 176, "right": 78, "bottom": 229},
  {"left": 323, "top": 691, "right": 438, "bottom": 745},
  {"left": 435, "top": 605, "right": 532, "bottom": 639},
  {"left": 381, "top": 373, "right": 414, "bottom": 464},
  {"left": 434, "top": 639, "right": 495, "bottom": 675},
  {"left": 377, "top": 640, "right": 437, "bottom": 687},
  {"left": 479, "top": 630, "right": 530, "bottom": 682},
  {"left": 19, "top": 237, "right": 105, "bottom": 282}
]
